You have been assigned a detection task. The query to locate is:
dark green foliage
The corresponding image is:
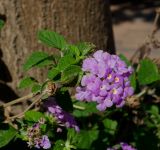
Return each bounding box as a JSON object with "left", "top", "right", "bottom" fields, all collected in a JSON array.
[
  {"left": 0, "top": 124, "right": 17, "bottom": 148},
  {"left": 138, "top": 59, "right": 160, "bottom": 85}
]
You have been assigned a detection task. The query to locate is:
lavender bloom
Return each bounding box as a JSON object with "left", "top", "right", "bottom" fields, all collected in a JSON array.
[
  {"left": 34, "top": 135, "right": 51, "bottom": 149},
  {"left": 76, "top": 50, "right": 134, "bottom": 111},
  {"left": 107, "top": 142, "right": 137, "bottom": 150},
  {"left": 120, "top": 142, "right": 137, "bottom": 150},
  {"left": 45, "top": 97, "right": 80, "bottom": 132},
  {"left": 40, "top": 135, "right": 51, "bottom": 149},
  {"left": 27, "top": 119, "right": 51, "bottom": 149}
]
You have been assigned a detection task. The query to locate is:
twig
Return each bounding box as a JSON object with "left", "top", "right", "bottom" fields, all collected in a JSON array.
[
  {"left": 7, "top": 95, "right": 42, "bottom": 120},
  {"left": 0, "top": 93, "right": 35, "bottom": 108},
  {"left": 151, "top": 9, "right": 160, "bottom": 38},
  {"left": 130, "top": 9, "right": 160, "bottom": 64},
  {"left": 135, "top": 87, "right": 148, "bottom": 98}
]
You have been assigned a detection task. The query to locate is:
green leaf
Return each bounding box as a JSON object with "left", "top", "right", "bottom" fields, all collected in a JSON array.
[
  {"left": 35, "top": 59, "right": 53, "bottom": 68},
  {"left": 129, "top": 73, "right": 137, "bottom": 90},
  {"left": 0, "top": 19, "right": 5, "bottom": 30},
  {"left": 40, "top": 124, "right": 47, "bottom": 133},
  {"left": 73, "top": 102, "right": 98, "bottom": 117},
  {"left": 57, "top": 55, "right": 76, "bottom": 71},
  {"left": 76, "top": 130, "right": 99, "bottom": 149},
  {"left": 0, "top": 125, "right": 17, "bottom": 148},
  {"left": 38, "top": 30, "right": 67, "bottom": 49},
  {"left": 64, "top": 45, "right": 80, "bottom": 57},
  {"left": 24, "top": 110, "right": 44, "bottom": 122},
  {"left": 149, "top": 105, "right": 159, "bottom": 115},
  {"left": 32, "top": 84, "right": 41, "bottom": 93},
  {"left": 103, "top": 118, "right": 118, "bottom": 135},
  {"left": 137, "top": 59, "right": 160, "bottom": 85},
  {"left": 19, "top": 77, "right": 37, "bottom": 89},
  {"left": 23, "top": 51, "right": 50, "bottom": 71},
  {"left": 61, "top": 65, "right": 81, "bottom": 81},
  {"left": 53, "top": 140, "right": 65, "bottom": 150},
  {"left": 48, "top": 68, "right": 60, "bottom": 80},
  {"left": 76, "top": 42, "right": 95, "bottom": 56}
]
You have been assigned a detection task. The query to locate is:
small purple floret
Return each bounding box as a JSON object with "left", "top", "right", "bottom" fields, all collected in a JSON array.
[
  {"left": 45, "top": 97, "right": 80, "bottom": 132},
  {"left": 120, "top": 142, "right": 137, "bottom": 150},
  {"left": 40, "top": 135, "right": 51, "bottom": 149},
  {"left": 107, "top": 142, "right": 136, "bottom": 150},
  {"left": 27, "top": 120, "right": 51, "bottom": 149}
]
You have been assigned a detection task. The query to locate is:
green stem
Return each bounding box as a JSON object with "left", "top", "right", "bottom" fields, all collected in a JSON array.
[{"left": 73, "top": 104, "right": 85, "bottom": 110}]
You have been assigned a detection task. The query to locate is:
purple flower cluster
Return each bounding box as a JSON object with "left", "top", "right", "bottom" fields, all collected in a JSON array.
[
  {"left": 75, "top": 50, "right": 134, "bottom": 111},
  {"left": 27, "top": 119, "right": 51, "bottom": 149},
  {"left": 45, "top": 97, "right": 80, "bottom": 132},
  {"left": 107, "top": 142, "right": 137, "bottom": 150}
]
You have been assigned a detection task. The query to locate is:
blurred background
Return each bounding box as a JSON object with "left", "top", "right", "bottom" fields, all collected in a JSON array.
[{"left": 111, "top": 0, "right": 160, "bottom": 58}]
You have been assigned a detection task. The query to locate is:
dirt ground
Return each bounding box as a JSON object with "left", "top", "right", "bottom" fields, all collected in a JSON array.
[{"left": 111, "top": 1, "right": 160, "bottom": 59}]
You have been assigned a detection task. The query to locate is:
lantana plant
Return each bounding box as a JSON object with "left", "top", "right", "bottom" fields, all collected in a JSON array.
[{"left": 1, "top": 25, "right": 160, "bottom": 150}]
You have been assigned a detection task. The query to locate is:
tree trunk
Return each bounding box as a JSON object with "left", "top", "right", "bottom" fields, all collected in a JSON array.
[{"left": 0, "top": 0, "right": 115, "bottom": 97}]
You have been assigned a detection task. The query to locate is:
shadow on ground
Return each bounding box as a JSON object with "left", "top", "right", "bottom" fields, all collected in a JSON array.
[{"left": 110, "top": 0, "right": 160, "bottom": 24}]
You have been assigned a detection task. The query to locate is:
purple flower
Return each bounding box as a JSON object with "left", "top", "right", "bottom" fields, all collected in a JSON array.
[
  {"left": 45, "top": 97, "right": 80, "bottom": 132},
  {"left": 34, "top": 135, "right": 51, "bottom": 149},
  {"left": 120, "top": 142, "right": 137, "bottom": 150},
  {"left": 27, "top": 120, "right": 51, "bottom": 149},
  {"left": 107, "top": 142, "right": 137, "bottom": 150},
  {"left": 40, "top": 135, "right": 51, "bottom": 149},
  {"left": 76, "top": 50, "right": 134, "bottom": 111}
]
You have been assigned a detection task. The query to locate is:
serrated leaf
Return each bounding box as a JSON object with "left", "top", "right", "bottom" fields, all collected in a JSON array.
[
  {"left": 19, "top": 77, "right": 37, "bottom": 89},
  {"left": 0, "top": 19, "right": 4, "bottom": 30},
  {"left": 64, "top": 45, "right": 80, "bottom": 57},
  {"left": 23, "top": 51, "right": 50, "bottom": 71},
  {"left": 32, "top": 84, "right": 41, "bottom": 93},
  {"left": 25, "top": 110, "right": 44, "bottom": 122},
  {"left": 48, "top": 68, "right": 60, "bottom": 80},
  {"left": 138, "top": 59, "right": 160, "bottom": 85},
  {"left": 57, "top": 55, "right": 76, "bottom": 71},
  {"left": 0, "top": 125, "right": 17, "bottom": 148},
  {"left": 76, "top": 42, "right": 95, "bottom": 56},
  {"left": 38, "top": 30, "right": 67, "bottom": 49},
  {"left": 103, "top": 118, "right": 117, "bottom": 135},
  {"left": 61, "top": 65, "right": 81, "bottom": 81}
]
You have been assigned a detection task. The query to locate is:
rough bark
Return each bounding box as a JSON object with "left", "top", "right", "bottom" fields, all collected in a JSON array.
[{"left": 0, "top": 0, "right": 114, "bottom": 97}]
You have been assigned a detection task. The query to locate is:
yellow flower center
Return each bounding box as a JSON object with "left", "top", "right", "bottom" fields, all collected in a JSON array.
[
  {"left": 112, "top": 88, "right": 117, "bottom": 94},
  {"left": 107, "top": 74, "right": 112, "bottom": 79},
  {"left": 115, "top": 77, "right": 119, "bottom": 82}
]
